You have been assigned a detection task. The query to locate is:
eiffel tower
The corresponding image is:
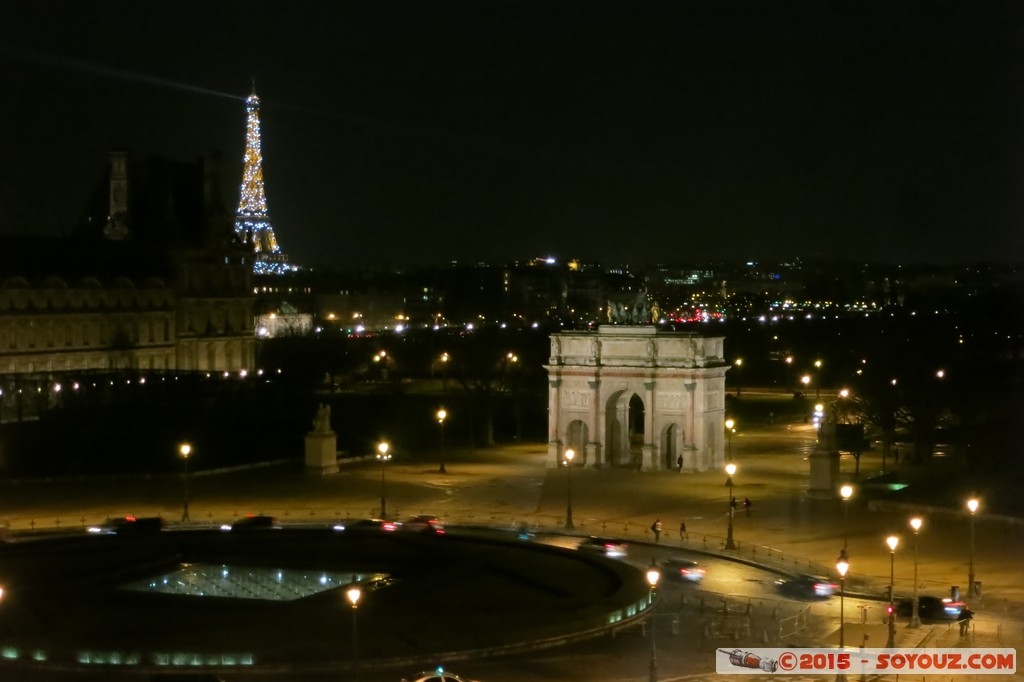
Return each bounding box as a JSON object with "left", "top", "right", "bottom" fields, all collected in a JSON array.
[{"left": 234, "top": 87, "right": 292, "bottom": 274}]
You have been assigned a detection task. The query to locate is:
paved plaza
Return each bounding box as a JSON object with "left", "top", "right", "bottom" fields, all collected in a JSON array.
[{"left": 0, "top": 423, "right": 1021, "bottom": 680}]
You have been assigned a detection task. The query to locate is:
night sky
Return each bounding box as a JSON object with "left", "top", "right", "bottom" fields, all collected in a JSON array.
[{"left": 1, "top": 1, "right": 1022, "bottom": 270}]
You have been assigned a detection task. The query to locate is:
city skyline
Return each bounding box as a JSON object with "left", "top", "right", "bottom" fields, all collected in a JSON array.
[{"left": 1, "top": 1, "right": 1022, "bottom": 270}]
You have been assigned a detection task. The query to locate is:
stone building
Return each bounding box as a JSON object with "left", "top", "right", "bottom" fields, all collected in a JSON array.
[
  {"left": 0, "top": 151, "right": 255, "bottom": 382},
  {"left": 544, "top": 325, "right": 729, "bottom": 471}
]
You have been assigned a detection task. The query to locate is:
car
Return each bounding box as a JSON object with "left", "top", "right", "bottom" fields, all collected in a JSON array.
[
  {"left": 774, "top": 574, "right": 837, "bottom": 599},
  {"left": 403, "top": 515, "right": 445, "bottom": 533},
  {"left": 223, "top": 514, "right": 281, "bottom": 532},
  {"left": 87, "top": 515, "right": 164, "bottom": 535},
  {"left": 896, "top": 596, "right": 967, "bottom": 620},
  {"left": 402, "top": 666, "right": 478, "bottom": 682},
  {"left": 346, "top": 518, "right": 400, "bottom": 532},
  {"left": 577, "top": 536, "right": 628, "bottom": 558},
  {"left": 660, "top": 558, "right": 706, "bottom": 583}
]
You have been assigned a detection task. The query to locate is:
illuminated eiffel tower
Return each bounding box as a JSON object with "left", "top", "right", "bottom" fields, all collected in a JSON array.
[{"left": 234, "top": 87, "right": 292, "bottom": 274}]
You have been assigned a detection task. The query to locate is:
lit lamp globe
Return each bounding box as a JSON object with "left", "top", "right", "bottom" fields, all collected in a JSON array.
[
  {"left": 840, "top": 484, "right": 853, "bottom": 501},
  {"left": 646, "top": 562, "right": 661, "bottom": 589},
  {"left": 886, "top": 535, "right": 899, "bottom": 552},
  {"left": 725, "top": 462, "right": 737, "bottom": 477},
  {"left": 967, "top": 498, "right": 979, "bottom": 514}
]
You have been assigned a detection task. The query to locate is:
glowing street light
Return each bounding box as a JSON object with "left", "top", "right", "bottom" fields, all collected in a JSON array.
[
  {"left": 909, "top": 517, "right": 923, "bottom": 628},
  {"left": 179, "top": 443, "right": 192, "bottom": 522},
  {"left": 733, "top": 358, "right": 743, "bottom": 397},
  {"left": 346, "top": 583, "right": 362, "bottom": 682},
  {"left": 645, "top": 561, "right": 661, "bottom": 682},
  {"left": 377, "top": 442, "right": 391, "bottom": 518},
  {"left": 839, "top": 484, "right": 854, "bottom": 554},
  {"left": 564, "top": 448, "right": 575, "bottom": 529},
  {"left": 885, "top": 534, "right": 900, "bottom": 647},
  {"left": 725, "top": 462, "right": 738, "bottom": 550},
  {"left": 436, "top": 408, "right": 448, "bottom": 474},
  {"left": 967, "top": 497, "right": 980, "bottom": 597}
]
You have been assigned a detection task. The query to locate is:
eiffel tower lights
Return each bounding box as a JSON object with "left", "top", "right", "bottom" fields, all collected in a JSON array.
[{"left": 235, "top": 88, "right": 291, "bottom": 274}]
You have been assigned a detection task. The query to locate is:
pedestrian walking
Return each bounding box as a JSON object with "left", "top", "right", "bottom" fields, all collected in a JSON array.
[
  {"left": 651, "top": 519, "right": 662, "bottom": 543},
  {"left": 958, "top": 607, "right": 975, "bottom": 637},
  {"left": 676, "top": 454, "right": 683, "bottom": 472},
  {"left": 679, "top": 520, "right": 688, "bottom": 541},
  {"left": 743, "top": 497, "right": 752, "bottom": 516}
]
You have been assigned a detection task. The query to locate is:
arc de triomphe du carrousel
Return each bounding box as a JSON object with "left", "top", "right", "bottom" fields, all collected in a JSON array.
[{"left": 544, "top": 325, "right": 729, "bottom": 471}]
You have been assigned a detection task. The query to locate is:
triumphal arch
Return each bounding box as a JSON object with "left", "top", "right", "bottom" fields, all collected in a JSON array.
[{"left": 545, "top": 326, "right": 729, "bottom": 472}]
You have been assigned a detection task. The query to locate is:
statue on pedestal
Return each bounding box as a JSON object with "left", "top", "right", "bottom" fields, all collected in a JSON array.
[{"left": 312, "top": 403, "right": 332, "bottom": 434}]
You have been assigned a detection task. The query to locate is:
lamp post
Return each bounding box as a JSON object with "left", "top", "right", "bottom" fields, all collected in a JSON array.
[
  {"left": 734, "top": 358, "right": 743, "bottom": 397},
  {"left": 646, "top": 561, "right": 661, "bottom": 682},
  {"left": 725, "top": 462, "right": 737, "bottom": 550},
  {"left": 179, "top": 443, "right": 192, "bottom": 522},
  {"left": 814, "top": 359, "right": 823, "bottom": 400},
  {"left": 836, "top": 558, "right": 849, "bottom": 648},
  {"left": 885, "top": 534, "right": 899, "bottom": 647},
  {"left": 436, "top": 408, "right": 447, "bottom": 474},
  {"left": 564, "top": 448, "right": 575, "bottom": 529},
  {"left": 724, "top": 419, "right": 735, "bottom": 462},
  {"left": 346, "top": 583, "right": 362, "bottom": 682},
  {"left": 909, "top": 517, "right": 923, "bottom": 628},
  {"left": 839, "top": 484, "right": 853, "bottom": 555},
  {"left": 801, "top": 374, "right": 811, "bottom": 396},
  {"left": 377, "top": 442, "right": 391, "bottom": 518},
  {"left": 440, "top": 352, "right": 450, "bottom": 392},
  {"left": 967, "top": 498, "right": 979, "bottom": 597}
]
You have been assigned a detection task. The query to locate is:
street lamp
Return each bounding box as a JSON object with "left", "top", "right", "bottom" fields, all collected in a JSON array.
[
  {"left": 885, "top": 534, "right": 899, "bottom": 647},
  {"left": 909, "top": 517, "right": 923, "bottom": 628},
  {"left": 967, "top": 497, "right": 979, "bottom": 597},
  {"left": 734, "top": 358, "right": 743, "bottom": 397},
  {"left": 346, "top": 583, "right": 362, "bottom": 682},
  {"left": 377, "top": 442, "right": 391, "bottom": 518},
  {"left": 839, "top": 484, "right": 853, "bottom": 554},
  {"left": 436, "top": 408, "right": 447, "bottom": 474},
  {"left": 724, "top": 462, "right": 738, "bottom": 550},
  {"left": 814, "top": 359, "right": 823, "bottom": 400},
  {"left": 836, "top": 558, "right": 849, "bottom": 648},
  {"left": 564, "top": 448, "right": 575, "bottom": 529},
  {"left": 440, "top": 352, "right": 450, "bottom": 391},
  {"left": 645, "top": 561, "right": 661, "bottom": 682},
  {"left": 179, "top": 443, "right": 192, "bottom": 522},
  {"left": 724, "top": 419, "right": 735, "bottom": 462}
]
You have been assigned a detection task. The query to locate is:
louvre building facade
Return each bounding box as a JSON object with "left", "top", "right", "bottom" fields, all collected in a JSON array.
[{"left": 0, "top": 151, "right": 256, "bottom": 382}]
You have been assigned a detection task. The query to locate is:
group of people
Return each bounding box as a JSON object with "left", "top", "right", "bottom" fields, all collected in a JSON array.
[{"left": 649, "top": 497, "right": 753, "bottom": 543}]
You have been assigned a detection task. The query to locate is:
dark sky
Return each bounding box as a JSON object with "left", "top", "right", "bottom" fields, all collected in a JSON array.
[{"left": 1, "top": 1, "right": 1022, "bottom": 269}]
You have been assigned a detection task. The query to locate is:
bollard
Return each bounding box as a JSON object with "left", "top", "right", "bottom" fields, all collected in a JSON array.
[
  {"left": 672, "top": 616, "right": 680, "bottom": 635},
  {"left": 703, "top": 535, "right": 708, "bottom": 549},
  {"left": 771, "top": 606, "right": 778, "bottom": 620},
  {"left": 745, "top": 599, "right": 752, "bottom": 615},
  {"left": 704, "top": 623, "right": 712, "bottom": 639},
  {"left": 721, "top": 599, "right": 728, "bottom": 614},
  {"left": 762, "top": 629, "right": 770, "bottom": 643},
  {"left": 733, "top": 626, "right": 740, "bottom": 640}
]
